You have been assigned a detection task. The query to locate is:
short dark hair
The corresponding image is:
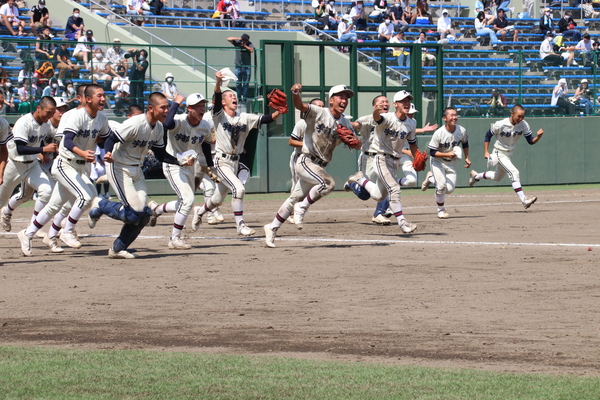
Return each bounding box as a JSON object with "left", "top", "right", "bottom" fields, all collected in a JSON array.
[
  {"left": 371, "top": 95, "right": 387, "bottom": 106},
  {"left": 511, "top": 104, "right": 525, "bottom": 114},
  {"left": 442, "top": 107, "right": 456, "bottom": 118},
  {"left": 309, "top": 98, "right": 322, "bottom": 105},
  {"left": 84, "top": 83, "right": 103, "bottom": 99},
  {"left": 76, "top": 84, "right": 87, "bottom": 98},
  {"left": 148, "top": 92, "right": 167, "bottom": 108},
  {"left": 38, "top": 96, "right": 57, "bottom": 109},
  {"left": 128, "top": 104, "right": 143, "bottom": 115},
  {"left": 73, "top": 7, "right": 80, "bottom": 12},
  {"left": 584, "top": 33, "right": 591, "bottom": 39}
]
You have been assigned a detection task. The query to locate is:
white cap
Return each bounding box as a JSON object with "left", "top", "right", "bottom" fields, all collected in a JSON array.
[
  {"left": 442, "top": 9, "right": 448, "bottom": 14},
  {"left": 559, "top": 78, "right": 567, "bottom": 85},
  {"left": 343, "top": 14, "right": 352, "bottom": 22},
  {"left": 408, "top": 103, "right": 418, "bottom": 114},
  {"left": 186, "top": 93, "right": 208, "bottom": 106},
  {"left": 53, "top": 97, "right": 68, "bottom": 108},
  {"left": 165, "top": 72, "right": 174, "bottom": 80},
  {"left": 581, "top": 78, "right": 588, "bottom": 83},
  {"left": 328, "top": 84, "right": 355, "bottom": 99},
  {"left": 393, "top": 90, "right": 413, "bottom": 102}
]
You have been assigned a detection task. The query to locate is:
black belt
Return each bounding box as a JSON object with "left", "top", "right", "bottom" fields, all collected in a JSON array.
[
  {"left": 378, "top": 153, "right": 400, "bottom": 160},
  {"left": 16, "top": 160, "right": 34, "bottom": 164},
  {"left": 65, "top": 158, "right": 86, "bottom": 165},
  {"left": 221, "top": 153, "right": 239, "bottom": 161},
  {"left": 309, "top": 155, "right": 328, "bottom": 167},
  {"left": 363, "top": 151, "right": 376, "bottom": 157}
]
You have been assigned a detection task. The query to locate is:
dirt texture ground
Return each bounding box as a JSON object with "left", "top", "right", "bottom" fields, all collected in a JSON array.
[{"left": 1, "top": 187, "right": 599, "bottom": 376}]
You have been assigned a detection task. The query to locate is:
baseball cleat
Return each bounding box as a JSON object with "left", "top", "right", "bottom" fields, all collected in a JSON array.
[
  {"left": 343, "top": 182, "right": 352, "bottom": 192},
  {"left": 108, "top": 248, "right": 137, "bottom": 259},
  {"left": 1, "top": 207, "right": 11, "bottom": 231},
  {"left": 59, "top": 230, "right": 82, "bottom": 249},
  {"left": 206, "top": 212, "right": 219, "bottom": 225},
  {"left": 383, "top": 208, "right": 393, "bottom": 218},
  {"left": 213, "top": 209, "right": 225, "bottom": 223},
  {"left": 469, "top": 170, "right": 479, "bottom": 187},
  {"left": 88, "top": 196, "right": 102, "bottom": 229},
  {"left": 399, "top": 219, "right": 417, "bottom": 234},
  {"left": 264, "top": 224, "right": 276, "bottom": 248},
  {"left": 372, "top": 214, "right": 391, "bottom": 225},
  {"left": 191, "top": 206, "right": 202, "bottom": 231},
  {"left": 346, "top": 171, "right": 364, "bottom": 187},
  {"left": 168, "top": 236, "right": 191, "bottom": 250},
  {"left": 35, "top": 230, "right": 47, "bottom": 239},
  {"left": 287, "top": 215, "right": 295, "bottom": 224},
  {"left": 437, "top": 210, "right": 450, "bottom": 219},
  {"left": 42, "top": 236, "right": 64, "bottom": 253},
  {"left": 421, "top": 171, "right": 433, "bottom": 191},
  {"left": 523, "top": 196, "right": 537, "bottom": 209},
  {"left": 237, "top": 223, "right": 256, "bottom": 236},
  {"left": 293, "top": 203, "right": 305, "bottom": 230},
  {"left": 18, "top": 230, "right": 32, "bottom": 257},
  {"left": 148, "top": 201, "right": 160, "bottom": 227}
]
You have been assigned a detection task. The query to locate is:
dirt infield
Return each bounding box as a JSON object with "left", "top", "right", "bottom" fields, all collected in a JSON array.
[{"left": 1, "top": 187, "right": 599, "bottom": 376}]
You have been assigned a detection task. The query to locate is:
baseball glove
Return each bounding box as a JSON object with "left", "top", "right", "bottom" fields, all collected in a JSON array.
[
  {"left": 201, "top": 166, "right": 221, "bottom": 183},
  {"left": 412, "top": 150, "right": 428, "bottom": 172},
  {"left": 267, "top": 88, "right": 288, "bottom": 114},
  {"left": 337, "top": 124, "right": 362, "bottom": 150}
]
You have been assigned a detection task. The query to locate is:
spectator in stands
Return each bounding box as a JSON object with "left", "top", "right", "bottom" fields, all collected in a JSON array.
[
  {"left": 400, "top": 0, "right": 416, "bottom": 24},
  {"left": 389, "top": 2, "right": 406, "bottom": 32},
  {"left": 493, "top": 8, "right": 517, "bottom": 42},
  {"left": 227, "top": 35, "right": 254, "bottom": 101},
  {"left": 540, "top": 32, "right": 566, "bottom": 66},
  {"left": 30, "top": 0, "right": 50, "bottom": 37},
  {"left": 33, "top": 61, "right": 53, "bottom": 96},
  {"left": 107, "top": 38, "right": 127, "bottom": 68},
  {"left": 551, "top": 78, "right": 576, "bottom": 115},
  {"left": 552, "top": 34, "right": 576, "bottom": 67},
  {"left": 574, "top": 79, "right": 593, "bottom": 115},
  {"left": 338, "top": 14, "right": 357, "bottom": 42},
  {"left": 390, "top": 31, "right": 410, "bottom": 67},
  {"left": 35, "top": 25, "right": 54, "bottom": 68},
  {"left": 475, "top": 11, "right": 500, "bottom": 47},
  {"left": 371, "top": 0, "right": 389, "bottom": 23},
  {"left": 128, "top": 49, "right": 149, "bottom": 110},
  {"left": 2, "top": 80, "right": 16, "bottom": 114},
  {"left": 62, "top": 81, "right": 77, "bottom": 109},
  {"left": 582, "top": 0, "right": 600, "bottom": 19},
  {"left": 0, "top": 67, "right": 8, "bottom": 86},
  {"left": 73, "top": 29, "right": 98, "bottom": 70},
  {"left": 91, "top": 49, "right": 115, "bottom": 89},
  {"left": 575, "top": 33, "right": 595, "bottom": 67},
  {"left": 230, "top": 0, "right": 242, "bottom": 27},
  {"left": 161, "top": 72, "right": 179, "bottom": 105},
  {"left": 474, "top": 0, "right": 484, "bottom": 15},
  {"left": 53, "top": 40, "right": 81, "bottom": 88},
  {"left": 41, "top": 78, "right": 60, "bottom": 97},
  {"left": 0, "top": 0, "right": 25, "bottom": 36},
  {"left": 349, "top": 1, "right": 367, "bottom": 31},
  {"left": 127, "top": 0, "right": 151, "bottom": 26},
  {"left": 486, "top": 88, "right": 506, "bottom": 116},
  {"left": 18, "top": 63, "right": 33, "bottom": 86},
  {"left": 151, "top": 0, "right": 167, "bottom": 15},
  {"left": 315, "top": 0, "right": 330, "bottom": 29},
  {"left": 539, "top": 7, "right": 553, "bottom": 36},
  {"left": 415, "top": 31, "right": 435, "bottom": 66},
  {"left": 64, "top": 8, "right": 84, "bottom": 40},
  {"left": 483, "top": 7, "right": 495, "bottom": 25},
  {"left": 437, "top": 10, "right": 456, "bottom": 40},
  {"left": 17, "top": 79, "right": 36, "bottom": 114},
  {"left": 215, "top": 0, "right": 232, "bottom": 27},
  {"left": 496, "top": 0, "right": 514, "bottom": 16},
  {"left": 558, "top": 10, "right": 582, "bottom": 42},
  {"left": 416, "top": 0, "right": 432, "bottom": 24},
  {"left": 378, "top": 18, "right": 394, "bottom": 42},
  {"left": 112, "top": 65, "right": 131, "bottom": 117},
  {"left": 325, "top": 1, "right": 339, "bottom": 30}
]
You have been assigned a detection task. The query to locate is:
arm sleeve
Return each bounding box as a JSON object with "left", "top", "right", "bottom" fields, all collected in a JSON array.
[
  {"left": 63, "top": 131, "right": 77, "bottom": 152},
  {"left": 103, "top": 132, "right": 123, "bottom": 154},
  {"left": 213, "top": 91, "right": 223, "bottom": 115},
  {"left": 15, "top": 139, "right": 43, "bottom": 155},
  {"left": 151, "top": 145, "right": 170, "bottom": 162},
  {"left": 163, "top": 101, "right": 180, "bottom": 130},
  {"left": 462, "top": 140, "right": 469, "bottom": 149},
  {"left": 201, "top": 141, "right": 214, "bottom": 167},
  {"left": 429, "top": 149, "right": 438, "bottom": 157},
  {"left": 484, "top": 129, "right": 493, "bottom": 143},
  {"left": 259, "top": 113, "right": 275, "bottom": 124}
]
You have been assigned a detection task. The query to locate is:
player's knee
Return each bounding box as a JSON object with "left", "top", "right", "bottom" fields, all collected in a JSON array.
[
  {"left": 36, "top": 184, "right": 53, "bottom": 203},
  {"left": 403, "top": 175, "right": 417, "bottom": 187},
  {"left": 435, "top": 186, "right": 447, "bottom": 195},
  {"left": 446, "top": 185, "right": 456, "bottom": 195},
  {"left": 320, "top": 179, "right": 335, "bottom": 197}
]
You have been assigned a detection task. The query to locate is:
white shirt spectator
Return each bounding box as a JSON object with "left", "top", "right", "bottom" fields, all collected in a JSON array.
[
  {"left": 437, "top": 13, "right": 452, "bottom": 32},
  {"left": 0, "top": 3, "right": 19, "bottom": 23},
  {"left": 112, "top": 76, "right": 130, "bottom": 96},
  {"left": 539, "top": 37, "right": 554, "bottom": 59},
  {"left": 73, "top": 36, "right": 98, "bottom": 57},
  {"left": 576, "top": 38, "right": 592, "bottom": 53},
  {"left": 378, "top": 21, "right": 394, "bottom": 39},
  {"left": 106, "top": 46, "right": 126, "bottom": 65},
  {"left": 161, "top": 81, "right": 178, "bottom": 100}
]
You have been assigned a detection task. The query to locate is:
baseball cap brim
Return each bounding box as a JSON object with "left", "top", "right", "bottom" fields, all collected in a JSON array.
[
  {"left": 186, "top": 93, "right": 208, "bottom": 106},
  {"left": 328, "top": 84, "right": 355, "bottom": 99},
  {"left": 393, "top": 90, "right": 414, "bottom": 102}
]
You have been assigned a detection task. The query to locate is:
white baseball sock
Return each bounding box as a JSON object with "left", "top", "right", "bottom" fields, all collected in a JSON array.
[
  {"left": 63, "top": 206, "right": 84, "bottom": 232},
  {"left": 156, "top": 200, "right": 177, "bottom": 216},
  {"left": 512, "top": 181, "right": 526, "bottom": 202},
  {"left": 171, "top": 211, "right": 187, "bottom": 238},
  {"left": 232, "top": 198, "right": 245, "bottom": 226}
]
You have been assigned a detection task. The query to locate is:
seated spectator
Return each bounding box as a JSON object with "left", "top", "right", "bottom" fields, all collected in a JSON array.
[
  {"left": 415, "top": 31, "right": 435, "bottom": 66},
  {"left": 151, "top": 0, "right": 166, "bottom": 15},
  {"left": 581, "top": 0, "right": 600, "bottom": 19},
  {"left": 107, "top": 38, "right": 127, "bottom": 68},
  {"left": 540, "top": 32, "right": 566, "bottom": 66},
  {"left": 30, "top": 0, "right": 50, "bottom": 37},
  {"left": 1, "top": 80, "right": 16, "bottom": 114},
  {"left": 483, "top": 7, "right": 495, "bottom": 25},
  {"left": 551, "top": 78, "right": 576, "bottom": 115},
  {"left": 230, "top": 0, "right": 242, "bottom": 27},
  {"left": 325, "top": 0, "right": 339, "bottom": 30},
  {"left": 64, "top": 8, "right": 84, "bottom": 40},
  {"left": 42, "top": 77, "right": 60, "bottom": 97},
  {"left": 17, "top": 79, "right": 36, "bottom": 114},
  {"left": 371, "top": 0, "right": 388, "bottom": 23},
  {"left": 389, "top": 31, "right": 410, "bottom": 67},
  {"left": 437, "top": 10, "right": 456, "bottom": 40},
  {"left": 558, "top": 10, "right": 582, "bottom": 42},
  {"left": 35, "top": 26, "right": 54, "bottom": 68},
  {"left": 401, "top": 0, "right": 416, "bottom": 24},
  {"left": 33, "top": 61, "right": 54, "bottom": 96},
  {"left": 0, "top": 0, "right": 25, "bottom": 36},
  {"left": 127, "top": 0, "right": 151, "bottom": 26},
  {"left": 496, "top": 0, "right": 514, "bottom": 16},
  {"left": 494, "top": 8, "right": 518, "bottom": 42},
  {"left": 378, "top": 18, "right": 394, "bottom": 42},
  {"left": 575, "top": 33, "right": 594, "bottom": 67},
  {"left": 315, "top": 0, "right": 330, "bottom": 29},
  {"left": 18, "top": 62, "right": 34, "bottom": 86},
  {"left": 215, "top": 0, "right": 232, "bottom": 27},
  {"left": 161, "top": 72, "right": 179, "bottom": 105},
  {"left": 475, "top": 11, "right": 500, "bottom": 46},
  {"left": 61, "top": 81, "right": 78, "bottom": 110},
  {"left": 349, "top": 1, "right": 367, "bottom": 31},
  {"left": 415, "top": 0, "right": 432, "bottom": 24},
  {"left": 53, "top": 40, "right": 80, "bottom": 88},
  {"left": 91, "top": 49, "right": 115, "bottom": 89},
  {"left": 539, "top": 7, "right": 554, "bottom": 36},
  {"left": 474, "top": 0, "right": 484, "bottom": 15},
  {"left": 486, "top": 88, "right": 506, "bottom": 116},
  {"left": 552, "top": 34, "right": 576, "bottom": 67},
  {"left": 338, "top": 15, "right": 357, "bottom": 42},
  {"left": 0, "top": 67, "right": 8, "bottom": 86},
  {"left": 389, "top": 2, "right": 406, "bottom": 32},
  {"left": 574, "top": 79, "right": 593, "bottom": 115},
  {"left": 112, "top": 65, "right": 131, "bottom": 117},
  {"left": 73, "top": 30, "right": 98, "bottom": 70}
]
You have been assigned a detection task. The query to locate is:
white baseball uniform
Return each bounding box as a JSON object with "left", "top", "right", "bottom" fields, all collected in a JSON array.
[
  {"left": 485, "top": 117, "right": 533, "bottom": 183},
  {"left": 428, "top": 124, "right": 468, "bottom": 195},
  {"left": 289, "top": 119, "right": 306, "bottom": 189}
]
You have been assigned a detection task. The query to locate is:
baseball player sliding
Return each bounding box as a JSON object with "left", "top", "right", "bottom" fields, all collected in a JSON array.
[{"left": 469, "top": 104, "right": 543, "bottom": 209}]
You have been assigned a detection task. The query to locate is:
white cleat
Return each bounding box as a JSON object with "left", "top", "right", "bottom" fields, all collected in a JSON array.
[
  {"left": 372, "top": 214, "right": 391, "bottom": 225},
  {"left": 437, "top": 210, "right": 450, "bottom": 219},
  {"left": 523, "top": 196, "right": 537, "bottom": 209},
  {"left": 293, "top": 203, "right": 305, "bottom": 230},
  {"left": 168, "top": 236, "right": 191, "bottom": 250},
  {"left": 191, "top": 206, "right": 202, "bottom": 231},
  {"left": 237, "top": 223, "right": 256, "bottom": 236},
  {"left": 346, "top": 171, "right": 364, "bottom": 186},
  {"left": 35, "top": 230, "right": 47, "bottom": 239},
  {"left": 469, "top": 170, "right": 479, "bottom": 187},
  {"left": 42, "top": 236, "right": 64, "bottom": 253},
  {"left": 399, "top": 219, "right": 417, "bottom": 234},
  {"left": 59, "top": 230, "right": 82, "bottom": 249},
  {"left": 206, "top": 212, "right": 219, "bottom": 225},
  {"left": 18, "top": 229, "right": 32, "bottom": 257},
  {"left": 213, "top": 208, "right": 225, "bottom": 222},
  {"left": 1, "top": 207, "right": 11, "bottom": 231},
  {"left": 148, "top": 200, "right": 160, "bottom": 227},
  {"left": 287, "top": 215, "right": 295, "bottom": 224},
  {"left": 108, "top": 248, "right": 137, "bottom": 259},
  {"left": 264, "top": 224, "right": 276, "bottom": 248},
  {"left": 421, "top": 171, "right": 433, "bottom": 191},
  {"left": 88, "top": 196, "right": 102, "bottom": 229}
]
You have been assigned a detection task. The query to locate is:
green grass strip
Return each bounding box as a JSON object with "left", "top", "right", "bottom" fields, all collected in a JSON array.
[{"left": 1, "top": 346, "right": 599, "bottom": 399}]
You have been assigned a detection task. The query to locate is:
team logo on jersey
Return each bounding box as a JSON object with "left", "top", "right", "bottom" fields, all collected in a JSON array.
[
  {"left": 383, "top": 128, "right": 408, "bottom": 140},
  {"left": 191, "top": 135, "right": 205, "bottom": 145},
  {"left": 440, "top": 140, "right": 461, "bottom": 149},
  {"left": 174, "top": 133, "right": 190, "bottom": 143},
  {"left": 316, "top": 123, "right": 335, "bottom": 139},
  {"left": 223, "top": 122, "right": 247, "bottom": 146},
  {"left": 75, "top": 128, "right": 99, "bottom": 139},
  {"left": 499, "top": 130, "right": 522, "bottom": 137}
]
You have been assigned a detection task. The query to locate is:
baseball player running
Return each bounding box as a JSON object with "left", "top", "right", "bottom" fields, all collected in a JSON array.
[
  {"left": 17, "top": 84, "right": 112, "bottom": 256},
  {"left": 87, "top": 92, "right": 169, "bottom": 259},
  {"left": 344, "top": 90, "right": 422, "bottom": 234},
  {"left": 422, "top": 107, "right": 471, "bottom": 219},
  {"left": 191, "top": 71, "right": 281, "bottom": 236},
  {"left": 147, "top": 92, "right": 215, "bottom": 249},
  {"left": 0, "top": 92, "right": 11, "bottom": 186},
  {"left": 469, "top": 104, "right": 543, "bottom": 209},
  {"left": 263, "top": 84, "right": 358, "bottom": 248}
]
